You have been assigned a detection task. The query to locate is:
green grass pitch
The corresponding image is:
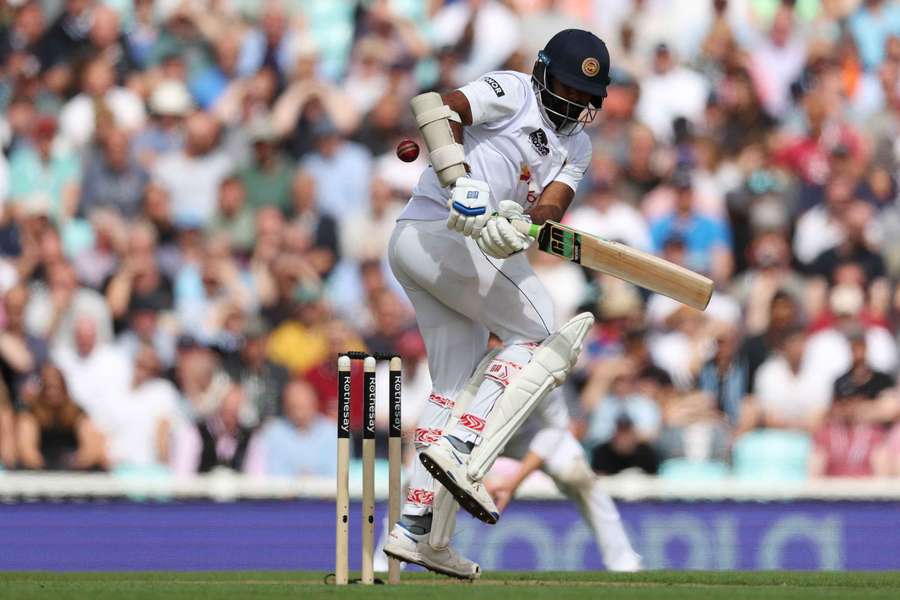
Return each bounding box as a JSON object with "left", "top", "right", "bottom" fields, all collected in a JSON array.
[{"left": 2, "top": 571, "right": 899, "bottom": 599}]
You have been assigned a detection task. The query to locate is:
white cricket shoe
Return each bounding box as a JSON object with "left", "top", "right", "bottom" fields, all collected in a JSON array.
[
  {"left": 419, "top": 436, "right": 500, "bottom": 524},
  {"left": 383, "top": 524, "right": 481, "bottom": 580}
]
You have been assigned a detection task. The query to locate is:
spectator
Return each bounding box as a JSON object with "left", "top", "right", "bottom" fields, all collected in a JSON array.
[
  {"left": 25, "top": 258, "right": 114, "bottom": 350},
  {"left": 223, "top": 317, "right": 289, "bottom": 426},
  {"left": 591, "top": 415, "right": 660, "bottom": 475},
  {"left": 0, "top": 379, "right": 14, "bottom": 467},
  {"left": 0, "top": 2, "right": 45, "bottom": 71},
  {"left": 635, "top": 43, "right": 709, "bottom": 141},
  {"left": 745, "top": 6, "right": 807, "bottom": 118},
  {"left": 582, "top": 363, "right": 662, "bottom": 450},
  {"left": 239, "top": 119, "right": 293, "bottom": 213},
  {"left": 340, "top": 177, "right": 401, "bottom": 263},
  {"left": 16, "top": 364, "right": 106, "bottom": 470},
  {"left": 58, "top": 55, "right": 146, "bottom": 150},
  {"left": 364, "top": 288, "right": 414, "bottom": 357},
  {"left": 237, "top": 0, "right": 299, "bottom": 85},
  {"left": 848, "top": 0, "right": 900, "bottom": 71},
  {"left": 649, "top": 169, "right": 732, "bottom": 281},
  {"left": 0, "top": 284, "right": 48, "bottom": 409},
  {"left": 565, "top": 171, "right": 652, "bottom": 252},
  {"left": 72, "top": 209, "right": 126, "bottom": 290},
  {"left": 170, "top": 336, "right": 225, "bottom": 416},
  {"left": 809, "top": 201, "right": 886, "bottom": 286},
  {"left": 752, "top": 325, "right": 831, "bottom": 431},
  {"left": 33, "top": 0, "right": 92, "bottom": 71},
  {"left": 80, "top": 128, "right": 149, "bottom": 218},
  {"left": 206, "top": 176, "right": 256, "bottom": 256},
  {"left": 52, "top": 314, "right": 131, "bottom": 431},
  {"left": 430, "top": 0, "right": 521, "bottom": 85},
  {"left": 300, "top": 119, "right": 372, "bottom": 220},
  {"left": 83, "top": 5, "right": 137, "bottom": 84},
  {"left": 268, "top": 290, "right": 331, "bottom": 374},
  {"left": 810, "top": 407, "right": 885, "bottom": 477},
  {"left": 731, "top": 230, "right": 806, "bottom": 324},
  {"left": 133, "top": 79, "right": 192, "bottom": 169},
  {"left": 104, "top": 220, "right": 175, "bottom": 326},
  {"left": 153, "top": 112, "right": 233, "bottom": 226},
  {"left": 7, "top": 116, "right": 80, "bottom": 223},
  {"left": 271, "top": 45, "right": 360, "bottom": 157},
  {"left": 173, "top": 240, "right": 254, "bottom": 341},
  {"left": 874, "top": 421, "right": 900, "bottom": 476},
  {"left": 252, "top": 379, "right": 337, "bottom": 477},
  {"left": 196, "top": 384, "right": 254, "bottom": 473},
  {"left": 288, "top": 170, "right": 339, "bottom": 275},
  {"left": 190, "top": 33, "right": 242, "bottom": 110},
  {"left": 740, "top": 290, "right": 801, "bottom": 387},
  {"left": 805, "top": 283, "right": 898, "bottom": 384},
  {"left": 696, "top": 327, "right": 751, "bottom": 430},
  {"left": 139, "top": 182, "right": 179, "bottom": 258},
  {"left": 115, "top": 294, "right": 176, "bottom": 370},
  {"left": 793, "top": 173, "right": 858, "bottom": 266},
  {"left": 105, "top": 345, "right": 179, "bottom": 469},
  {"left": 831, "top": 329, "right": 900, "bottom": 424}
]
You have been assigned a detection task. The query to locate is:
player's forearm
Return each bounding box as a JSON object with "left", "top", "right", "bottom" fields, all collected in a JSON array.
[
  {"left": 532, "top": 181, "right": 575, "bottom": 224},
  {"left": 528, "top": 204, "right": 565, "bottom": 225}
]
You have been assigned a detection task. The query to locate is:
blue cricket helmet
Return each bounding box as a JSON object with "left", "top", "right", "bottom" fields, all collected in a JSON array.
[{"left": 533, "top": 29, "right": 611, "bottom": 135}]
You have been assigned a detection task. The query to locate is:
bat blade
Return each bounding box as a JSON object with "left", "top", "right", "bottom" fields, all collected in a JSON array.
[{"left": 530, "top": 221, "right": 713, "bottom": 310}]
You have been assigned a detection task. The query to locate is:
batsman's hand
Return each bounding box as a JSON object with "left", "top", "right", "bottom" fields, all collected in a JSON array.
[
  {"left": 478, "top": 200, "right": 533, "bottom": 259},
  {"left": 447, "top": 177, "right": 491, "bottom": 237}
]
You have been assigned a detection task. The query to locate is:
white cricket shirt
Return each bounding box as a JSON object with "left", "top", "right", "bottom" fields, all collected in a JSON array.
[{"left": 398, "top": 70, "right": 592, "bottom": 221}]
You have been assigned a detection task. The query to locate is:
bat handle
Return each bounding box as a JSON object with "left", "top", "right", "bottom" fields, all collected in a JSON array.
[{"left": 513, "top": 220, "right": 541, "bottom": 238}]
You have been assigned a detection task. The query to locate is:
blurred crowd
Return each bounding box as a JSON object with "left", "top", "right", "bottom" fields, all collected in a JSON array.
[{"left": 2, "top": 0, "right": 900, "bottom": 483}]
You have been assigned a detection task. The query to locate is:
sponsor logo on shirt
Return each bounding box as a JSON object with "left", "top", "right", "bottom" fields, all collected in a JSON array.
[
  {"left": 483, "top": 76, "right": 505, "bottom": 97},
  {"left": 529, "top": 129, "right": 550, "bottom": 156}
]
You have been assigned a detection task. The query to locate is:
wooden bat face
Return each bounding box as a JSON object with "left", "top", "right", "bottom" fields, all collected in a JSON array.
[{"left": 531, "top": 221, "right": 713, "bottom": 311}]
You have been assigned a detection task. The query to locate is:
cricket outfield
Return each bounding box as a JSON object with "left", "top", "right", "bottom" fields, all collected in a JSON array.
[{"left": 1, "top": 571, "right": 898, "bottom": 599}]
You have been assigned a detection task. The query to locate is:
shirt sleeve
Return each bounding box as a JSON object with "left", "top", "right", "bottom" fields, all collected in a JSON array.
[
  {"left": 553, "top": 132, "right": 592, "bottom": 193},
  {"left": 458, "top": 71, "right": 527, "bottom": 127}
]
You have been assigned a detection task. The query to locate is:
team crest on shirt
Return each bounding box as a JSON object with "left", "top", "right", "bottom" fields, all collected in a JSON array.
[{"left": 529, "top": 129, "right": 550, "bottom": 156}]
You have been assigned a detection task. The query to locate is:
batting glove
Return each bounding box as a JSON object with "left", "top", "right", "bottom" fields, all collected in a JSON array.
[
  {"left": 477, "top": 200, "right": 533, "bottom": 259},
  {"left": 447, "top": 177, "right": 491, "bottom": 237}
]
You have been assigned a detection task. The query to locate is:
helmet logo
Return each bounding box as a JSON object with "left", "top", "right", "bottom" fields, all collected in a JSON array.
[{"left": 582, "top": 57, "right": 600, "bottom": 77}]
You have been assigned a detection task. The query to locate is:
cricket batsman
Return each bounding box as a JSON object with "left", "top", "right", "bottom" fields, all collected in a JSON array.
[{"left": 383, "top": 29, "right": 627, "bottom": 578}]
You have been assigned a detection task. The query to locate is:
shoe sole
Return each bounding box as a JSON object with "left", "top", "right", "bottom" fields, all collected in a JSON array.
[
  {"left": 419, "top": 452, "right": 498, "bottom": 525},
  {"left": 383, "top": 546, "right": 480, "bottom": 581}
]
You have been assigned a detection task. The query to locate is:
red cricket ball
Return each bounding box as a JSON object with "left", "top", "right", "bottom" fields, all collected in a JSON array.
[{"left": 396, "top": 139, "right": 420, "bottom": 162}]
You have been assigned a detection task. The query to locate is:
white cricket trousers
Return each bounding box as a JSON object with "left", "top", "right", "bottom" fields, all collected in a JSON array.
[{"left": 388, "top": 219, "right": 557, "bottom": 516}]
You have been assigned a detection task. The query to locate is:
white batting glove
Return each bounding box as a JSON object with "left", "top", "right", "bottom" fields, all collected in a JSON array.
[
  {"left": 447, "top": 177, "right": 490, "bottom": 237},
  {"left": 477, "top": 200, "right": 533, "bottom": 259}
]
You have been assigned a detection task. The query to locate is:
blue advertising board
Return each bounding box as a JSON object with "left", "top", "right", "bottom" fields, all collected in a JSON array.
[{"left": 0, "top": 499, "right": 898, "bottom": 571}]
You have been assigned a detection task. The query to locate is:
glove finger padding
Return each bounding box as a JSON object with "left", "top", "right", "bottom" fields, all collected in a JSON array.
[
  {"left": 446, "top": 211, "right": 460, "bottom": 231},
  {"left": 478, "top": 217, "right": 527, "bottom": 259}
]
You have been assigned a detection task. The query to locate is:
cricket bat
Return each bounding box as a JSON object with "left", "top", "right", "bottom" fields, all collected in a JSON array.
[{"left": 515, "top": 220, "right": 713, "bottom": 311}]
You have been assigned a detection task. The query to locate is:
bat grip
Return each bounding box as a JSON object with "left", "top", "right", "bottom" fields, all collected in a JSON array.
[{"left": 513, "top": 221, "right": 541, "bottom": 238}]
